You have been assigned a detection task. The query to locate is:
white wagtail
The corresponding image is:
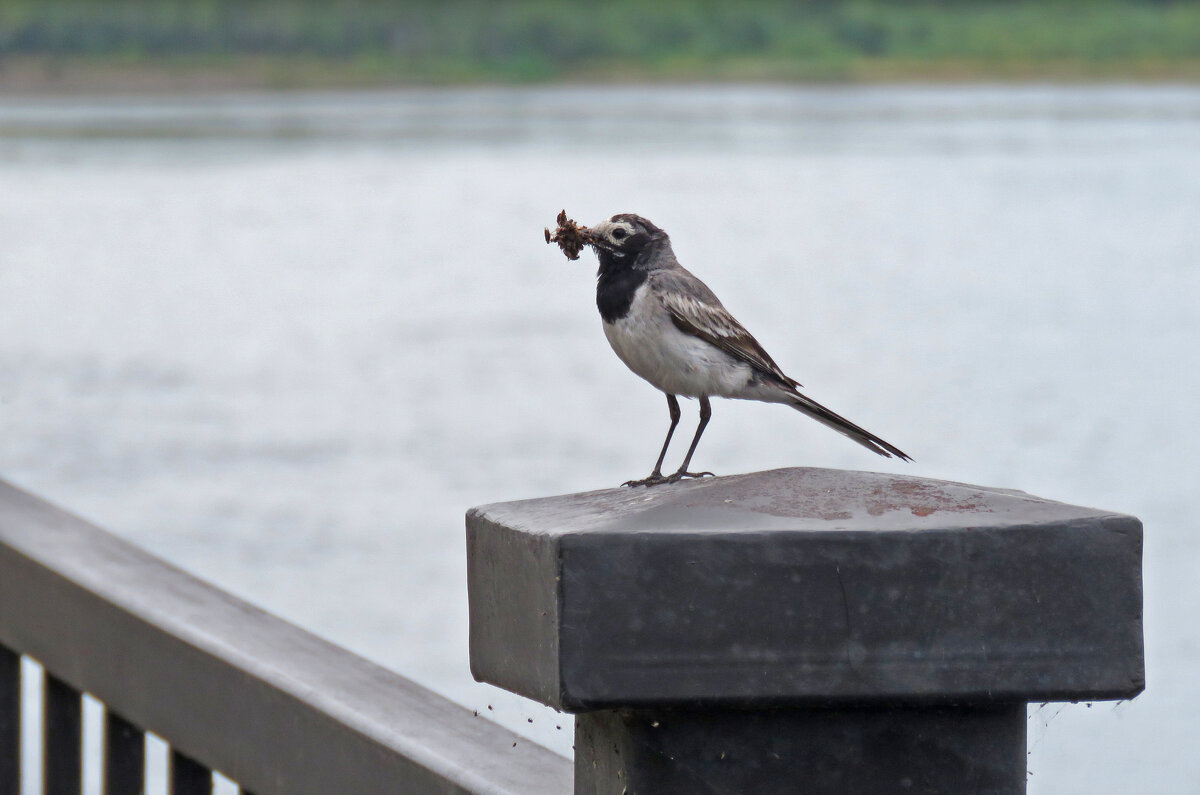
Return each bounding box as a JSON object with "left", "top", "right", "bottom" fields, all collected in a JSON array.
[{"left": 555, "top": 212, "right": 910, "bottom": 487}]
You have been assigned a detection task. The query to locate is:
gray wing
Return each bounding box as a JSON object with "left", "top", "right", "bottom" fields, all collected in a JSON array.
[{"left": 651, "top": 267, "right": 801, "bottom": 389}]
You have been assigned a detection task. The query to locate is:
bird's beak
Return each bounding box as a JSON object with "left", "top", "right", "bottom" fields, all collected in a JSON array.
[{"left": 582, "top": 227, "right": 606, "bottom": 247}]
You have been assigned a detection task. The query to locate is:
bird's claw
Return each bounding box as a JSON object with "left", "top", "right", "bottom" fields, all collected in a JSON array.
[
  {"left": 622, "top": 470, "right": 715, "bottom": 488},
  {"left": 623, "top": 472, "right": 667, "bottom": 487}
]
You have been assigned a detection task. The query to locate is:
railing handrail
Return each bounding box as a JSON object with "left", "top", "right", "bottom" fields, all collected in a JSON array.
[{"left": 0, "top": 479, "right": 571, "bottom": 795}]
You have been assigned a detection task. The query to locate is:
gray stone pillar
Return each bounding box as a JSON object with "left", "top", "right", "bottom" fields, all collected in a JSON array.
[{"left": 467, "top": 468, "right": 1144, "bottom": 795}]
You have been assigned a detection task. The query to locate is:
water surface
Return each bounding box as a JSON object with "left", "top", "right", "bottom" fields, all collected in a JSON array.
[{"left": 1, "top": 85, "right": 1197, "bottom": 793}]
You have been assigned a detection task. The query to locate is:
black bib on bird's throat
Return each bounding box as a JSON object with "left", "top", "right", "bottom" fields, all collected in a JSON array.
[{"left": 596, "top": 254, "right": 649, "bottom": 324}]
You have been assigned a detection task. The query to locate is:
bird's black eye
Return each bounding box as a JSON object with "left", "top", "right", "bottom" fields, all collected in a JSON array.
[{"left": 612, "top": 228, "right": 628, "bottom": 241}]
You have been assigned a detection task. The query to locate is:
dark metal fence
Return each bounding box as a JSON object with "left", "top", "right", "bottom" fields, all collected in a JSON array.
[{"left": 0, "top": 479, "right": 572, "bottom": 795}]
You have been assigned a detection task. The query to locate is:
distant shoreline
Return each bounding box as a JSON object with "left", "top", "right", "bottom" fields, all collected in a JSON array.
[
  {"left": 3, "top": 55, "right": 1199, "bottom": 95},
  {"left": 4, "top": 1, "right": 1199, "bottom": 94}
]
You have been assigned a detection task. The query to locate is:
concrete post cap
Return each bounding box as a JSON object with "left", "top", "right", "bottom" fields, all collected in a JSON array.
[{"left": 467, "top": 468, "right": 1144, "bottom": 711}]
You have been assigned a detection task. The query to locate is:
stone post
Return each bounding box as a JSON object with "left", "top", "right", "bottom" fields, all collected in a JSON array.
[{"left": 467, "top": 468, "right": 1144, "bottom": 794}]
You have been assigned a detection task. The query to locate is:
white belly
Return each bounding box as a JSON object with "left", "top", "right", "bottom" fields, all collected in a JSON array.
[{"left": 602, "top": 284, "right": 754, "bottom": 398}]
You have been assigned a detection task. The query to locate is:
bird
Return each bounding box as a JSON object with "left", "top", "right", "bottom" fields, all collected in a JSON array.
[{"left": 578, "top": 213, "right": 910, "bottom": 487}]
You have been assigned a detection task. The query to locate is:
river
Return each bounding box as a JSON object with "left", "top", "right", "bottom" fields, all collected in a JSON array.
[{"left": 1, "top": 84, "right": 1197, "bottom": 793}]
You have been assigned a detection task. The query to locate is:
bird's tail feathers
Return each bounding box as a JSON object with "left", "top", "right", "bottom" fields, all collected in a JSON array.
[{"left": 787, "top": 392, "right": 911, "bottom": 461}]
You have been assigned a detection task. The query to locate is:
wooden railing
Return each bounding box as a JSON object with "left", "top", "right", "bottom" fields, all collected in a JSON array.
[{"left": 0, "top": 479, "right": 571, "bottom": 795}]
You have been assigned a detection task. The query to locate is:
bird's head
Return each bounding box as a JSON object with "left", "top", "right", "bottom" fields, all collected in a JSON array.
[
  {"left": 585, "top": 213, "right": 674, "bottom": 273},
  {"left": 587, "top": 214, "right": 664, "bottom": 257}
]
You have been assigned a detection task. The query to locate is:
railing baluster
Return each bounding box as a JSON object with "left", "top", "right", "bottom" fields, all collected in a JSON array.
[
  {"left": 43, "top": 673, "right": 83, "bottom": 795},
  {"left": 1, "top": 644, "right": 19, "bottom": 794},
  {"left": 170, "top": 749, "right": 211, "bottom": 795},
  {"left": 105, "top": 710, "right": 145, "bottom": 795}
]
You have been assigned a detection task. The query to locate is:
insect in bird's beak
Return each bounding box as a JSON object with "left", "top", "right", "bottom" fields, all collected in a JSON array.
[{"left": 545, "top": 210, "right": 593, "bottom": 261}]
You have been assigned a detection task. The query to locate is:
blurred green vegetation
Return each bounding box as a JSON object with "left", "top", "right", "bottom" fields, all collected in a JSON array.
[{"left": 2, "top": 0, "right": 1199, "bottom": 85}]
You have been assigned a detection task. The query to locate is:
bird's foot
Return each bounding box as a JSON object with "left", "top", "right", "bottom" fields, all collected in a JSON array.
[
  {"left": 622, "top": 470, "right": 715, "bottom": 488},
  {"left": 667, "top": 469, "right": 715, "bottom": 483},
  {"left": 623, "top": 471, "right": 669, "bottom": 488}
]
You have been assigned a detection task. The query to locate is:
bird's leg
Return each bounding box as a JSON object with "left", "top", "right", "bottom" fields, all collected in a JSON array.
[
  {"left": 623, "top": 394, "right": 681, "bottom": 487},
  {"left": 665, "top": 395, "right": 715, "bottom": 483}
]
